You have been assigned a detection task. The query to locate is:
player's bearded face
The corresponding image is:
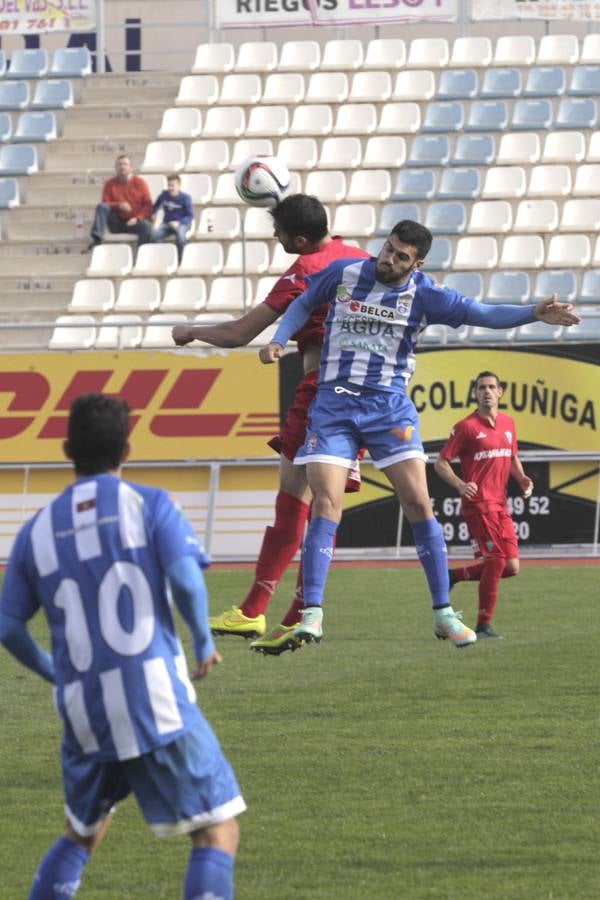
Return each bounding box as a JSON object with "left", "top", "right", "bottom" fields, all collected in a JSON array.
[{"left": 376, "top": 237, "right": 421, "bottom": 284}]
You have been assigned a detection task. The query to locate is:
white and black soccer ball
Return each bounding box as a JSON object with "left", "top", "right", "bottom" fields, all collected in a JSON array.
[{"left": 234, "top": 155, "right": 290, "bottom": 208}]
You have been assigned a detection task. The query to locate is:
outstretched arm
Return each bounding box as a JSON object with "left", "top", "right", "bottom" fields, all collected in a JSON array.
[
  {"left": 173, "top": 304, "right": 278, "bottom": 348},
  {"left": 167, "top": 556, "right": 221, "bottom": 679},
  {"left": 0, "top": 611, "right": 55, "bottom": 683},
  {"left": 465, "top": 293, "right": 581, "bottom": 329}
]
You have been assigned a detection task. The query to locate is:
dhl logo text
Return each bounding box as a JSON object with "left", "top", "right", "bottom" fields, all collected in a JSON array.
[{"left": 0, "top": 368, "right": 278, "bottom": 441}]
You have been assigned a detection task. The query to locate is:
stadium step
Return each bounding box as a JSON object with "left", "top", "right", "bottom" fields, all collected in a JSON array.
[
  {"left": 61, "top": 117, "right": 162, "bottom": 141},
  {"left": 0, "top": 250, "right": 87, "bottom": 277}
]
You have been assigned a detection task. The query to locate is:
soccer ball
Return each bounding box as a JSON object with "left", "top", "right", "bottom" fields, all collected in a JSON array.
[{"left": 234, "top": 155, "right": 290, "bottom": 208}]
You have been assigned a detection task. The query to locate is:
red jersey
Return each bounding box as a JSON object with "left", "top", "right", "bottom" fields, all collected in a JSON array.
[
  {"left": 263, "top": 237, "right": 369, "bottom": 356},
  {"left": 440, "top": 410, "right": 518, "bottom": 514},
  {"left": 102, "top": 175, "right": 153, "bottom": 222}
]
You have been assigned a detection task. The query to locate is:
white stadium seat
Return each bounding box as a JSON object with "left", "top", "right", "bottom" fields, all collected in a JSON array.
[
  {"left": 482, "top": 166, "right": 527, "bottom": 199},
  {"left": 132, "top": 244, "right": 178, "bottom": 277},
  {"left": 346, "top": 170, "right": 391, "bottom": 203},
  {"left": 211, "top": 173, "right": 240, "bottom": 205},
  {"left": 175, "top": 75, "right": 219, "bottom": 107},
  {"left": 363, "top": 136, "right": 406, "bottom": 169},
  {"left": 321, "top": 39, "right": 364, "bottom": 71},
  {"left": 186, "top": 140, "right": 230, "bottom": 172},
  {"left": 141, "top": 314, "right": 187, "bottom": 348},
  {"left": 245, "top": 106, "right": 289, "bottom": 137},
  {"left": 262, "top": 73, "right": 305, "bottom": 105},
  {"left": 219, "top": 74, "right": 261, "bottom": 106},
  {"left": 331, "top": 204, "right": 376, "bottom": 237},
  {"left": 528, "top": 165, "right": 572, "bottom": 197},
  {"left": 290, "top": 105, "right": 332, "bottom": 137},
  {"left": 494, "top": 35, "right": 536, "bottom": 66},
  {"left": 68, "top": 279, "right": 115, "bottom": 313},
  {"left": 500, "top": 235, "right": 545, "bottom": 269},
  {"left": 333, "top": 104, "right": 377, "bottom": 136},
  {"left": 114, "top": 278, "right": 161, "bottom": 312},
  {"left": 319, "top": 137, "right": 362, "bottom": 170},
  {"left": 49, "top": 316, "right": 96, "bottom": 350},
  {"left": 545, "top": 234, "right": 591, "bottom": 267},
  {"left": 392, "top": 71, "right": 436, "bottom": 102},
  {"left": 207, "top": 276, "right": 252, "bottom": 311},
  {"left": 179, "top": 173, "right": 213, "bottom": 204},
  {"left": 559, "top": 198, "right": 600, "bottom": 232},
  {"left": 537, "top": 34, "right": 579, "bottom": 65},
  {"left": 407, "top": 38, "right": 449, "bottom": 68},
  {"left": 304, "top": 170, "right": 347, "bottom": 203},
  {"left": 140, "top": 141, "right": 185, "bottom": 173},
  {"left": 468, "top": 201, "right": 512, "bottom": 234},
  {"left": 349, "top": 72, "right": 392, "bottom": 103},
  {"left": 95, "top": 315, "right": 143, "bottom": 350},
  {"left": 513, "top": 199, "right": 559, "bottom": 233},
  {"left": 86, "top": 244, "right": 132, "bottom": 277},
  {"left": 202, "top": 106, "right": 245, "bottom": 138},
  {"left": 223, "top": 241, "right": 270, "bottom": 275},
  {"left": 161, "top": 278, "right": 207, "bottom": 312},
  {"left": 229, "top": 138, "right": 274, "bottom": 170},
  {"left": 453, "top": 236, "right": 498, "bottom": 270},
  {"left": 378, "top": 103, "right": 421, "bottom": 134},
  {"left": 235, "top": 41, "right": 278, "bottom": 73},
  {"left": 179, "top": 242, "right": 224, "bottom": 275},
  {"left": 364, "top": 39, "right": 406, "bottom": 70},
  {"left": 277, "top": 137, "right": 318, "bottom": 171},
  {"left": 158, "top": 107, "right": 202, "bottom": 139},
  {"left": 450, "top": 37, "right": 493, "bottom": 67},
  {"left": 305, "top": 73, "right": 349, "bottom": 104},
  {"left": 191, "top": 43, "right": 234, "bottom": 74},
  {"left": 268, "top": 245, "right": 297, "bottom": 275},
  {"left": 196, "top": 206, "right": 240, "bottom": 240},
  {"left": 542, "top": 131, "right": 585, "bottom": 164},
  {"left": 278, "top": 40, "right": 320, "bottom": 71},
  {"left": 573, "top": 164, "right": 600, "bottom": 196},
  {"left": 496, "top": 133, "right": 541, "bottom": 165},
  {"left": 243, "top": 207, "right": 275, "bottom": 239}
]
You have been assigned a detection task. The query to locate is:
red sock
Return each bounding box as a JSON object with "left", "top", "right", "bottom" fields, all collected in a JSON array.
[
  {"left": 453, "top": 562, "right": 485, "bottom": 582},
  {"left": 240, "top": 491, "right": 310, "bottom": 618},
  {"left": 281, "top": 565, "right": 304, "bottom": 626},
  {"left": 477, "top": 558, "right": 506, "bottom": 625}
]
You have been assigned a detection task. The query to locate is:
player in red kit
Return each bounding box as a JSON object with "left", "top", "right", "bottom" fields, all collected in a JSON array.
[
  {"left": 172, "top": 194, "right": 368, "bottom": 654},
  {"left": 434, "top": 371, "right": 533, "bottom": 639}
]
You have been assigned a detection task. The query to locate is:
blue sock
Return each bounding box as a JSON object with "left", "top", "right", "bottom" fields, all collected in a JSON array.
[
  {"left": 302, "top": 517, "right": 338, "bottom": 607},
  {"left": 184, "top": 847, "right": 234, "bottom": 900},
  {"left": 29, "top": 835, "right": 89, "bottom": 899},
  {"left": 411, "top": 517, "right": 450, "bottom": 609}
]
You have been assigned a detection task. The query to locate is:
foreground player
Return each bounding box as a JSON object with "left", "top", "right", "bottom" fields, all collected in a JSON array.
[
  {"left": 173, "top": 194, "right": 368, "bottom": 655},
  {"left": 435, "top": 371, "right": 533, "bottom": 639},
  {"left": 259, "top": 220, "right": 580, "bottom": 649},
  {"left": 0, "top": 394, "right": 245, "bottom": 900}
]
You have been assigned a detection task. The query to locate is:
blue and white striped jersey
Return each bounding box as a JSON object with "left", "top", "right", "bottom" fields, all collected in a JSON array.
[
  {"left": 272, "top": 258, "right": 475, "bottom": 393},
  {"left": 1, "top": 474, "right": 210, "bottom": 762}
]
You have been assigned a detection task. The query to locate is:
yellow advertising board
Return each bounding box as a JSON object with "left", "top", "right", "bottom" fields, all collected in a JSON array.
[{"left": 0, "top": 351, "right": 279, "bottom": 463}]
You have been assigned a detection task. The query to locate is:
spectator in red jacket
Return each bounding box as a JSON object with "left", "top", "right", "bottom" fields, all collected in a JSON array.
[{"left": 86, "top": 155, "right": 152, "bottom": 250}]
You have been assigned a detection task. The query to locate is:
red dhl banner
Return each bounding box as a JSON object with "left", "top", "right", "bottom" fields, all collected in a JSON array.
[{"left": 0, "top": 351, "right": 280, "bottom": 462}]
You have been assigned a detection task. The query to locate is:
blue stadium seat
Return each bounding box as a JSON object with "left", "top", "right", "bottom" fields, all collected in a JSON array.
[
  {"left": 0, "top": 144, "right": 38, "bottom": 175},
  {"left": 531, "top": 270, "right": 578, "bottom": 304},
  {"left": 419, "top": 324, "right": 448, "bottom": 345},
  {"left": 0, "top": 81, "right": 29, "bottom": 110},
  {"left": 578, "top": 269, "right": 600, "bottom": 304},
  {"left": 0, "top": 113, "right": 12, "bottom": 143},
  {"left": 516, "top": 320, "right": 563, "bottom": 342},
  {"left": 407, "top": 135, "right": 450, "bottom": 167},
  {"left": 444, "top": 272, "right": 484, "bottom": 300},
  {"left": 437, "top": 167, "right": 480, "bottom": 200},
  {"left": 562, "top": 308, "right": 600, "bottom": 340},
  {"left": 480, "top": 67, "right": 522, "bottom": 99},
  {"left": 7, "top": 49, "right": 48, "bottom": 79},
  {"left": 451, "top": 134, "right": 495, "bottom": 166},
  {"left": 524, "top": 66, "right": 566, "bottom": 97},
  {"left": 511, "top": 99, "right": 553, "bottom": 130},
  {"left": 424, "top": 201, "right": 467, "bottom": 234},
  {"left": 422, "top": 101, "right": 464, "bottom": 133},
  {"left": 49, "top": 47, "right": 92, "bottom": 78},
  {"left": 555, "top": 97, "right": 597, "bottom": 129},
  {"left": 446, "top": 324, "right": 470, "bottom": 343},
  {"left": 486, "top": 271, "right": 530, "bottom": 304},
  {"left": 469, "top": 325, "right": 516, "bottom": 343},
  {"left": 391, "top": 169, "right": 436, "bottom": 200},
  {"left": 568, "top": 66, "right": 600, "bottom": 96},
  {"left": 421, "top": 237, "right": 452, "bottom": 271},
  {"left": 14, "top": 111, "right": 57, "bottom": 142},
  {"left": 30, "top": 79, "right": 74, "bottom": 110},
  {"left": 436, "top": 69, "right": 478, "bottom": 99},
  {"left": 376, "top": 202, "right": 420, "bottom": 235},
  {"left": 464, "top": 100, "right": 508, "bottom": 132},
  {"left": 0, "top": 177, "right": 19, "bottom": 208}
]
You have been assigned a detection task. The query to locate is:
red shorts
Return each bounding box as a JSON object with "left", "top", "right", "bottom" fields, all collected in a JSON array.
[
  {"left": 464, "top": 508, "right": 519, "bottom": 560},
  {"left": 267, "top": 370, "right": 363, "bottom": 493}
]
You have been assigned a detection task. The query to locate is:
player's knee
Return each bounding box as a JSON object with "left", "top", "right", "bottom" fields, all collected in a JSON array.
[{"left": 190, "top": 816, "right": 240, "bottom": 856}]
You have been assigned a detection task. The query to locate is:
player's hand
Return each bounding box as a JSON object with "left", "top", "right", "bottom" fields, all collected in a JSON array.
[
  {"left": 126, "top": 217, "right": 138, "bottom": 227},
  {"left": 119, "top": 201, "right": 132, "bottom": 213},
  {"left": 458, "top": 480, "right": 478, "bottom": 499},
  {"left": 534, "top": 294, "right": 581, "bottom": 326},
  {"left": 170, "top": 221, "right": 180, "bottom": 230},
  {"left": 521, "top": 477, "right": 534, "bottom": 499},
  {"left": 172, "top": 324, "right": 196, "bottom": 346},
  {"left": 259, "top": 342, "right": 285, "bottom": 364},
  {"left": 191, "top": 649, "right": 222, "bottom": 680}
]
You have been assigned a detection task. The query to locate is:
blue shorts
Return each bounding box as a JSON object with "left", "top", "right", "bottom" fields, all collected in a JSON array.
[
  {"left": 294, "top": 384, "right": 426, "bottom": 470},
  {"left": 62, "top": 725, "right": 245, "bottom": 838}
]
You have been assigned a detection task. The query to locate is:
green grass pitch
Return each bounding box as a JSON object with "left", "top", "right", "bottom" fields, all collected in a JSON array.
[{"left": 0, "top": 565, "right": 598, "bottom": 899}]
